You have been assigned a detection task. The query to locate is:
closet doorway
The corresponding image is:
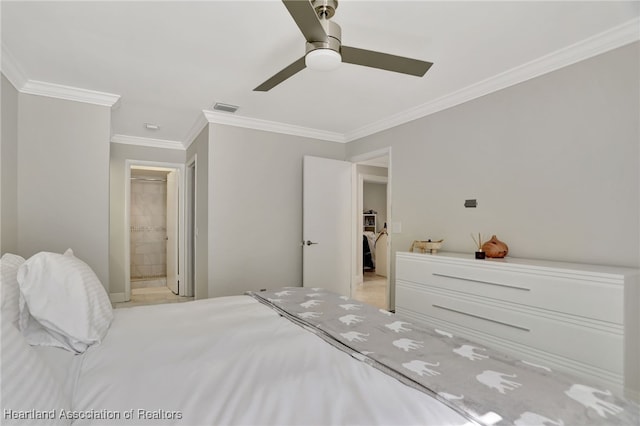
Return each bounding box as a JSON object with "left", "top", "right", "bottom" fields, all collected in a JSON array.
[
  {"left": 123, "top": 161, "right": 189, "bottom": 306},
  {"left": 351, "top": 152, "right": 390, "bottom": 310}
]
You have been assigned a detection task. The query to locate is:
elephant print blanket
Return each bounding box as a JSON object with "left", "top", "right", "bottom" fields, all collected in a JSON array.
[{"left": 248, "top": 287, "right": 638, "bottom": 426}]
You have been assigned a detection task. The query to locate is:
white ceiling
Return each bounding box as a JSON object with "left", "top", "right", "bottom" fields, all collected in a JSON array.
[{"left": 2, "top": 1, "right": 639, "bottom": 146}]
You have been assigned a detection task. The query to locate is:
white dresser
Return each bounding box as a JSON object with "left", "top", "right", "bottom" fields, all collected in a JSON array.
[{"left": 395, "top": 251, "right": 639, "bottom": 400}]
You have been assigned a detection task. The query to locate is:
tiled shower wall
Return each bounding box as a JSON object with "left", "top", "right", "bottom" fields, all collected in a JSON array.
[{"left": 130, "top": 176, "right": 167, "bottom": 279}]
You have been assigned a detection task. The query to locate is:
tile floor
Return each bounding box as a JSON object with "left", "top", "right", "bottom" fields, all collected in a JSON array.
[
  {"left": 113, "top": 286, "right": 194, "bottom": 309},
  {"left": 352, "top": 270, "right": 388, "bottom": 310},
  {"left": 130, "top": 277, "right": 166, "bottom": 289}
]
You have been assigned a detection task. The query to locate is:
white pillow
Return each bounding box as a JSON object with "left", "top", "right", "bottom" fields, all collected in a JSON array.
[
  {"left": 18, "top": 250, "right": 113, "bottom": 353},
  {"left": 1, "top": 318, "right": 71, "bottom": 425},
  {"left": 1, "top": 253, "right": 25, "bottom": 328}
]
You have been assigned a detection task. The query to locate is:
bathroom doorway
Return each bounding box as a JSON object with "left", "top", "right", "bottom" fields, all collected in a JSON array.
[
  {"left": 124, "top": 161, "right": 187, "bottom": 304},
  {"left": 129, "top": 168, "right": 173, "bottom": 290}
]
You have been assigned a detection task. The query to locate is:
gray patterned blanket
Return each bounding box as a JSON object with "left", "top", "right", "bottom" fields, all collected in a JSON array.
[{"left": 247, "top": 287, "right": 639, "bottom": 426}]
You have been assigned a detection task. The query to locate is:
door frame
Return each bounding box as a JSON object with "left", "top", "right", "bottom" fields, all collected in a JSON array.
[
  {"left": 349, "top": 147, "right": 392, "bottom": 310},
  {"left": 185, "top": 154, "right": 197, "bottom": 298},
  {"left": 124, "top": 160, "right": 186, "bottom": 301}
]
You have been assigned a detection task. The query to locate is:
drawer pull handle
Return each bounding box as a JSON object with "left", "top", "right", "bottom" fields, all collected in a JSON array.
[
  {"left": 432, "top": 304, "right": 531, "bottom": 332},
  {"left": 432, "top": 273, "right": 530, "bottom": 291}
]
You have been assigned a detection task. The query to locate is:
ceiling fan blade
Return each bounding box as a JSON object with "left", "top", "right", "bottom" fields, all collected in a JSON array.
[
  {"left": 254, "top": 56, "right": 306, "bottom": 92},
  {"left": 282, "top": 0, "right": 327, "bottom": 42},
  {"left": 341, "top": 46, "right": 433, "bottom": 77}
]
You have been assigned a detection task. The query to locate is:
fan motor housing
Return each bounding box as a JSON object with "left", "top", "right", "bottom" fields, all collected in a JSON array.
[{"left": 305, "top": 17, "right": 341, "bottom": 55}]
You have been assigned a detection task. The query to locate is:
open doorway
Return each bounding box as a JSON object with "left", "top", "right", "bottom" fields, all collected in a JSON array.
[
  {"left": 350, "top": 151, "right": 391, "bottom": 310},
  {"left": 120, "top": 161, "right": 192, "bottom": 307},
  {"left": 129, "top": 168, "right": 172, "bottom": 291}
]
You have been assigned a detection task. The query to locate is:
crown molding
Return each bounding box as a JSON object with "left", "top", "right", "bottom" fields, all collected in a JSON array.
[
  {"left": 1, "top": 44, "right": 28, "bottom": 90},
  {"left": 111, "top": 134, "right": 185, "bottom": 151},
  {"left": 2, "top": 43, "right": 121, "bottom": 107},
  {"left": 203, "top": 110, "right": 346, "bottom": 143},
  {"left": 20, "top": 80, "right": 121, "bottom": 108},
  {"left": 344, "top": 17, "right": 640, "bottom": 142},
  {"left": 183, "top": 112, "right": 209, "bottom": 149}
]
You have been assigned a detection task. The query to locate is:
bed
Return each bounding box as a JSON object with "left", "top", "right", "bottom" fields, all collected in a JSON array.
[{"left": 2, "top": 251, "right": 638, "bottom": 425}]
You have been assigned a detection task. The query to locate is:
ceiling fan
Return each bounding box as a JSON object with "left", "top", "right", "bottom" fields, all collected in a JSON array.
[{"left": 254, "top": 0, "right": 433, "bottom": 91}]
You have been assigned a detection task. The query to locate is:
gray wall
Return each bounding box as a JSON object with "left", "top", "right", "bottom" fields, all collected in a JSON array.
[
  {"left": 364, "top": 182, "right": 387, "bottom": 233},
  {"left": 357, "top": 165, "right": 388, "bottom": 178},
  {"left": 347, "top": 42, "right": 640, "bottom": 307},
  {"left": 1, "top": 75, "right": 19, "bottom": 254},
  {"left": 359, "top": 164, "right": 388, "bottom": 233},
  {"left": 186, "top": 127, "right": 209, "bottom": 300},
  {"left": 17, "top": 93, "right": 111, "bottom": 287},
  {"left": 109, "top": 142, "right": 185, "bottom": 296},
  {"left": 207, "top": 124, "right": 346, "bottom": 297}
]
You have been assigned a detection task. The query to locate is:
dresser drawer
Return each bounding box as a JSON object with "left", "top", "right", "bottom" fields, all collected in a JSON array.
[
  {"left": 397, "top": 256, "right": 623, "bottom": 324},
  {"left": 396, "top": 281, "right": 624, "bottom": 375}
]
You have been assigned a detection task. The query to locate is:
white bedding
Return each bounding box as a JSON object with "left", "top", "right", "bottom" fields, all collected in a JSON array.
[
  {"left": 68, "top": 296, "right": 468, "bottom": 425},
  {"left": 33, "top": 345, "right": 80, "bottom": 400}
]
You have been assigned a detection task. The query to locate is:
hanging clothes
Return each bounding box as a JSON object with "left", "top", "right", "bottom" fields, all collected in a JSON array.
[{"left": 363, "top": 235, "right": 373, "bottom": 270}]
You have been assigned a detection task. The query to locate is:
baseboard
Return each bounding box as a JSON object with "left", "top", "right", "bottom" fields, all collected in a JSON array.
[{"left": 109, "top": 292, "right": 126, "bottom": 303}]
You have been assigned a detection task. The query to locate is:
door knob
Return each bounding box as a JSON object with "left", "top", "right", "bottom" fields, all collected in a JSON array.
[{"left": 304, "top": 240, "right": 319, "bottom": 246}]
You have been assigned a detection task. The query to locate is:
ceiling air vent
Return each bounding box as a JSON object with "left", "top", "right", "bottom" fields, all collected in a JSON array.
[{"left": 213, "top": 103, "right": 239, "bottom": 113}]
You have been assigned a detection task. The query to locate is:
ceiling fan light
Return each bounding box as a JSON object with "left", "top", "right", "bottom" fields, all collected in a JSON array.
[{"left": 305, "top": 49, "right": 341, "bottom": 71}]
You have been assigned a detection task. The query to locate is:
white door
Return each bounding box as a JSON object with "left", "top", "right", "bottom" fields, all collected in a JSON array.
[
  {"left": 185, "top": 161, "right": 196, "bottom": 298},
  {"left": 302, "top": 156, "right": 352, "bottom": 296},
  {"left": 166, "top": 170, "right": 179, "bottom": 294}
]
